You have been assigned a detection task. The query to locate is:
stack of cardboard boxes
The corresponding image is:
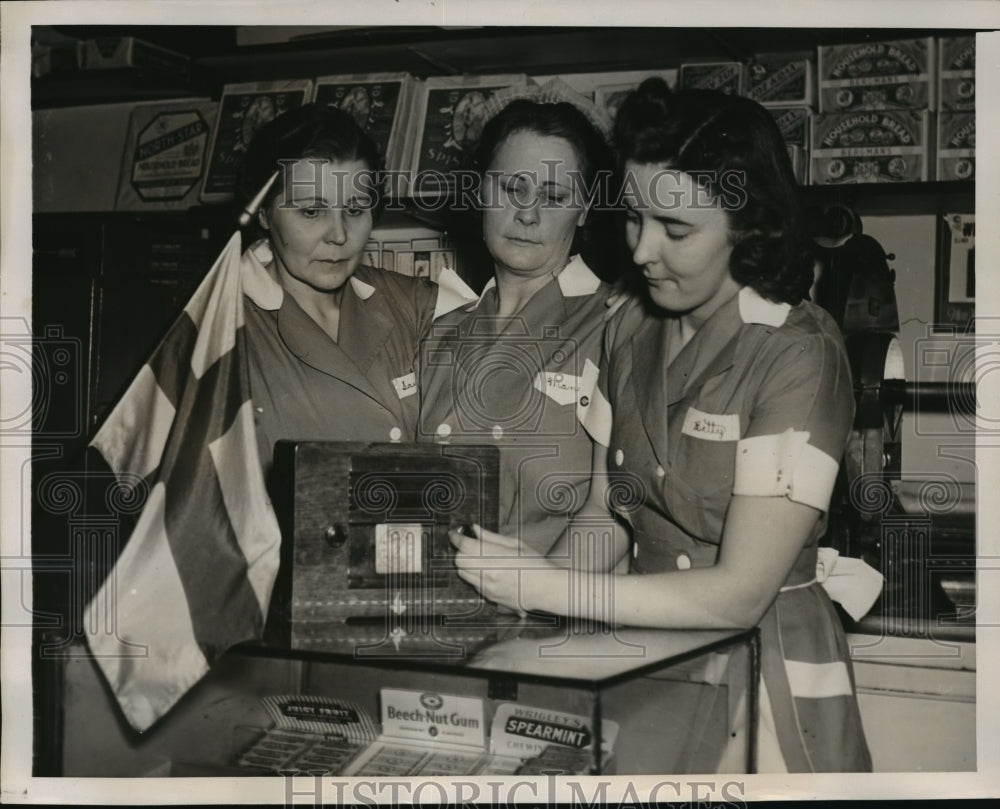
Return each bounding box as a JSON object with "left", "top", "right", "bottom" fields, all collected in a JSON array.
[{"left": 677, "top": 36, "right": 976, "bottom": 185}]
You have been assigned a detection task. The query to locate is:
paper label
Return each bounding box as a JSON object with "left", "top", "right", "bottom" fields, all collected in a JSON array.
[
  {"left": 261, "top": 695, "right": 378, "bottom": 742},
  {"left": 392, "top": 371, "right": 418, "bottom": 399},
  {"left": 534, "top": 371, "right": 581, "bottom": 406},
  {"left": 681, "top": 408, "right": 740, "bottom": 441},
  {"left": 490, "top": 703, "right": 619, "bottom": 759},
  {"left": 374, "top": 524, "right": 425, "bottom": 574},
  {"left": 380, "top": 689, "right": 486, "bottom": 748}
]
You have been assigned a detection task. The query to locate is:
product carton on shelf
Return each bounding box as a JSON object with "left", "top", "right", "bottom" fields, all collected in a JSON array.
[
  {"left": 811, "top": 109, "right": 932, "bottom": 184},
  {"left": 768, "top": 106, "right": 812, "bottom": 185},
  {"left": 936, "top": 111, "right": 975, "bottom": 181},
  {"left": 406, "top": 74, "right": 529, "bottom": 196},
  {"left": 80, "top": 37, "right": 190, "bottom": 75},
  {"left": 818, "top": 38, "right": 936, "bottom": 113},
  {"left": 200, "top": 79, "right": 314, "bottom": 204},
  {"left": 31, "top": 40, "right": 82, "bottom": 78},
  {"left": 678, "top": 61, "right": 746, "bottom": 96},
  {"left": 938, "top": 36, "right": 976, "bottom": 111},
  {"left": 114, "top": 98, "right": 218, "bottom": 212},
  {"left": 531, "top": 69, "right": 678, "bottom": 121},
  {"left": 313, "top": 73, "right": 416, "bottom": 174},
  {"left": 746, "top": 53, "right": 815, "bottom": 108}
]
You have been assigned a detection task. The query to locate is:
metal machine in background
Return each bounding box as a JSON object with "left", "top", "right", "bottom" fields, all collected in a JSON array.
[{"left": 810, "top": 206, "right": 976, "bottom": 637}]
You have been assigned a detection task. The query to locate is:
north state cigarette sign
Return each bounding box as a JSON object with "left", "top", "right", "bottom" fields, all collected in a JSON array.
[{"left": 130, "top": 111, "right": 210, "bottom": 200}]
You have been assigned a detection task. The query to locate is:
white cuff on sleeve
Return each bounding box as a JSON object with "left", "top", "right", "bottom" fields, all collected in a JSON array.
[{"left": 732, "top": 428, "right": 840, "bottom": 511}]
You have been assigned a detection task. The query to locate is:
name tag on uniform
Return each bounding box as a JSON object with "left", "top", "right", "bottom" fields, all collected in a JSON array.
[
  {"left": 533, "top": 371, "right": 580, "bottom": 406},
  {"left": 392, "top": 372, "right": 418, "bottom": 399},
  {"left": 681, "top": 407, "right": 740, "bottom": 441}
]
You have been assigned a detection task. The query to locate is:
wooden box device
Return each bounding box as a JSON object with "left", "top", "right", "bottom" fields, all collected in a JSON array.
[{"left": 267, "top": 441, "right": 504, "bottom": 655}]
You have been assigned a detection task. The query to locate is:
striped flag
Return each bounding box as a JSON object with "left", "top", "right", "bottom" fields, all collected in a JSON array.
[{"left": 83, "top": 232, "right": 282, "bottom": 732}]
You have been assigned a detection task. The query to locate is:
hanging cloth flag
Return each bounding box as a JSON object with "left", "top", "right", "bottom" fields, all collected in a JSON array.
[{"left": 83, "top": 231, "right": 282, "bottom": 732}]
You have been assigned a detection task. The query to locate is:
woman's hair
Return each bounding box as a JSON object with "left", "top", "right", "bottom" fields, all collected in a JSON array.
[
  {"left": 614, "top": 78, "right": 814, "bottom": 305},
  {"left": 238, "top": 103, "right": 385, "bottom": 229},
  {"left": 474, "top": 99, "right": 613, "bottom": 195}
]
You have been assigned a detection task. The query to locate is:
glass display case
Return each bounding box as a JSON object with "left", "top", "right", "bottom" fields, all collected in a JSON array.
[{"left": 53, "top": 624, "right": 758, "bottom": 777}]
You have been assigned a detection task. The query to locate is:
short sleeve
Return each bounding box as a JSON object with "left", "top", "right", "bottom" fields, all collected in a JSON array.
[{"left": 733, "top": 330, "right": 854, "bottom": 512}]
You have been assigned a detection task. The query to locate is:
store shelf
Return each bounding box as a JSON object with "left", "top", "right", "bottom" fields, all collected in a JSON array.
[
  {"left": 799, "top": 181, "right": 975, "bottom": 217},
  {"left": 31, "top": 65, "right": 218, "bottom": 110},
  {"left": 37, "top": 25, "right": 984, "bottom": 106}
]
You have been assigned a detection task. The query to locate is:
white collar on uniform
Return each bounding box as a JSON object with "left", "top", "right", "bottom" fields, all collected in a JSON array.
[
  {"left": 243, "top": 239, "right": 283, "bottom": 311},
  {"left": 349, "top": 276, "right": 376, "bottom": 300},
  {"left": 241, "top": 238, "right": 377, "bottom": 307},
  {"left": 475, "top": 255, "right": 600, "bottom": 308},
  {"left": 556, "top": 255, "right": 601, "bottom": 297},
  {"left": 434, "top": 267, "right": 479, "bottom": 319},
  {"left": 738, "top": 285, "right": 790, "bottom": 327}
]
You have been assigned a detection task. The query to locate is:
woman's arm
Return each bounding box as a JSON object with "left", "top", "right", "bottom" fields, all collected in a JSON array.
[
  {"left": 453, "top": 325, "right": 854, "bottom": 628},
  {"left": 453, "top": 493, "right": 818, "bottom": 629},
  {"left": 544, "top": 441, "right": 630, "bottom": 572}
]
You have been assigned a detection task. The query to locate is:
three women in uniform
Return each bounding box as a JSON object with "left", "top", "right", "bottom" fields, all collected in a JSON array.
[{"left": 111, "top": 85, "right": 870, "bottom": 771}]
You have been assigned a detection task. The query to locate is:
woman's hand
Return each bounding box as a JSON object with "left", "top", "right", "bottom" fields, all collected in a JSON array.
[{"left": 449, "top": 524, "right": 560, "bottom": 616}]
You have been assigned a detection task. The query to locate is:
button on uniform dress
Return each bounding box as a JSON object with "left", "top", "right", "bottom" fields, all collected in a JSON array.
[
  {"left": 418, "top": 256, "right": 610, "bottom": 553},
  {"left": 594, "top": 286, "right": 872, "bottom": 773},
  {"left": 240, "top": 240, "right": 475, "bottom": 483}
]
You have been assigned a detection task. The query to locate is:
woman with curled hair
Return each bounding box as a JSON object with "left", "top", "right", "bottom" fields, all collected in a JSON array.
[
  {"left": 420, "top": 98, "right": 615, "bottom": 554},
  {"left": 451, "top": 80, "right": 873, "bottom": 772},
  {"left": 239, "top": 104, "right": 474, "bottom": 482}
]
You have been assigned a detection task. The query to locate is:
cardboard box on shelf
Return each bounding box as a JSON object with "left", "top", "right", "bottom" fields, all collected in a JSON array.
[
  {"left": 115, "top": 98, "right": 218, "bottom": 212},
  {"left": 534, "top": 69, "right": 677, "bottom": 100},
  {"left": 746, "top": 54, "right": 815, "bottom": 107},
  {"left": 818, "top": 38, "right": 936, "bottom": 112},
  {"left": 200, "top": 79, "right": 314, "bottom": 204},
  {"left": 938, "top": 36, "right": 976, "bottom": 111},
  {"left": 936, "top": 111, "right": 975, "bottom": 181},
  {"left": 530, "top": 69, "right": 677, "bottom": 121},
  {"left": 313, "top": 73, "right": 415, "bottom": 173},
  {"left": 80, "top": 37, "right": 190, "bottom": 75},
  {"left": 678, "top": 61, "right": 746, "bottom": 96},
  {"left": 768, "top": 107, "right": 811, "bottom": 184},
  {"left": 768, "top": 106, "right": 811, "bottom": 149},
  {"left": 32, "top": 40, "right": 82, "bottom": 78},
  {"left": 407, "top": 74, "right": 528, "bottom": 192},
  {"left": 811, "top": 109, "right": 932, "bottom": 184}
]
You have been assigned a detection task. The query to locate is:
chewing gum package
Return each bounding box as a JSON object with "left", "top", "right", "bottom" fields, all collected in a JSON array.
[
  {"left": 818, "top": 38, "right": 935, "bottom": 112},
  {"left": 235, "top": 695, "right": 376, "bottom": 774},
  {"left": 490, "top": 703, "right": 619, "bottom": 774},
  {"left": 811, "top": 110, "right": 931, "bottom": 184},
  {"left": 937, "top": 112, "right": 975, "bottom": 181},
  {"left": 938, "top": 36, "right": 976, "bottom": 111}
]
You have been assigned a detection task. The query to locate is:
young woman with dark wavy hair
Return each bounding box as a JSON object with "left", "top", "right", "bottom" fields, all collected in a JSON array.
[{"left": 451, "top": 80, "right": 872, "bottom": 773}]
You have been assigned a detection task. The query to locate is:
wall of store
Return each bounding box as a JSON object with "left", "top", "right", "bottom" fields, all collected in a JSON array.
[{"left": 34, "top": 103, "right": 135, "bottom": 212}]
